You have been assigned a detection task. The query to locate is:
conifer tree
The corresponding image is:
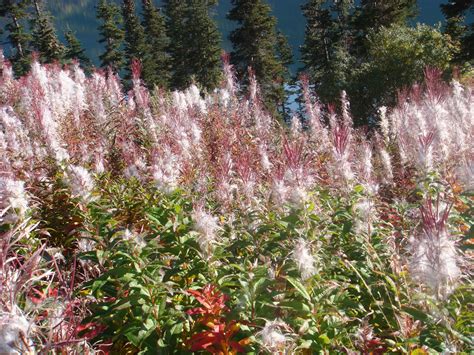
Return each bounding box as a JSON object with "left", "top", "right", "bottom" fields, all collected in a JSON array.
[
  {"left": 276, "top": 31, "right": 293, "bottom": 75},
  {"left": 301, "top": 0, "right": 353, "bottom": 105},
  {"left": 187, "top": 0, "right": 222, "bottom": 91},
  {"left": 332, "top": 0, "right": 353, "bottom": 44},
  {"left": 31, "top": 0, "right": 64, "bottom": 63},
  {"left": 301, "top": 0, "right": 421, "bottom": 124},
  {"left": 64, "top": 29, "right": 92, "bottom": 71},
  {"left": 141, "top": 0, "right": 170, "bottom": 88},
  {"left": 350, "top": 0, "right": 420, "bottom": 122},
  {"left": 164, "top": 0, "right": 222, "bottom": 91},
  {"left": 122, "top": 0, "right": 148, "bottom": 84},
  {"left": 441, "top": 0, "right": 473, "bottom": 62},
  {"left": 352, "top": 0, "right": 417, "bottom": 56},
  {"left": 301, "top": 0, "right": 332, "bottom": 77},
  {"left": 0, "top": 0, "right": 32, "bottom": 75},
  {"left": 356, "top": 0, "right": 417, "bottom": 30},
  {"left": 97, "top": 0, "right": 125, "bottom": 73},
  {"left": 227, "top": 0, "right": 288, "bottom": 115},
  {"left": 163, "top": 0, "right": 188, "bottom": 89},
  {"left": 276, "top": 31, "right": 293, "bottom": 118}
]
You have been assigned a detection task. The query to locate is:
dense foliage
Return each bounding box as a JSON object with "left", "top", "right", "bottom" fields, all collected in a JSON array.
[
  {"left": 350, "top": 24, "right": 456, "bottom": 120},
  {"left": 0, "top": 1, "right": 472, "bottom": 125},
  {"left": 141, "top": 0, "right": 170, "bottom": 89},
  {"left": 227, "top": 0, "right": 290, "bottom": 116},
  {"left": 97, "top": 0, "right": 126, "bottom": 73},
  {"left": 0, "top": 55, "right": 472, "bottom": 353},
  {"left": 64, "top": 29, "right": 93, "bottom": 73},
  {"left": 0, "top": 0, "right": 33, "bottom": 76},
  {"left": 30, "top": 1, "right": 64, "bottom": 64},
  {"left": 300, "top": 0, "right": 463, "bottom": 123},
  {"left": 441, "top": 0, "right": 474, "bottom": 63},
  {"left": 164, "top": 0, "right": 222, "bottom": 91}
]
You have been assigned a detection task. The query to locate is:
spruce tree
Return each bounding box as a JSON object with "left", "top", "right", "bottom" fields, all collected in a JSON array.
[
  {"left": 164, "top": 0, "right": 222, "bottom": 91},
  {"left": 64, "top": 29, "right": 92, "bottom": 71},
  {"left": 187, "top": 0, "right": 222, "bottom": 91},
  {"left": 163, "top": 0, "right": 188, "bottom": 89},
  {"left": 122, "top": 0, "right": 148, "bottom": 85},
  {"left": 0, "top": 0, "right": 32, "bottom": 76},
  {"left": 276, "top": 31, "right": 293, "bottom": 118},
  {"left": 332, "top": 0, "right": 353, "bottom": 44},
  {"left": 356, "top": 0, "right": 417, "bottom": 29},
  {"left": 227, "top": 0, "right": 288, "bottom": 115},
  {"left": 31, "top": 0, "right": 64, "bottom": 63},
  {"left": 276, "top": 31, "right": 293, "bottom": 75},
  {"left": 141, "top": 0, "right": 170, "bottom": 88},
  {"left": 301, "top": 0, "right": 353, "bottom": 105},
  {"left": 97, "top": 0, "right": 125, "bottom": 73},
  {"left": 301, "top": 0, "right": 332, "bottom": 78}
]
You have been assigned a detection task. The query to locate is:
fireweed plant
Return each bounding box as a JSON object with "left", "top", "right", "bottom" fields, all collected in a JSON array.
[{"left": 0, "top": 53, "right": 472, "bottom": 353}]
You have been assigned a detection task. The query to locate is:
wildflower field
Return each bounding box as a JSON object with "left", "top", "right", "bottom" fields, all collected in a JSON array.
[{"left": 0, "top": 55, "right": 472, "bottom": 354}]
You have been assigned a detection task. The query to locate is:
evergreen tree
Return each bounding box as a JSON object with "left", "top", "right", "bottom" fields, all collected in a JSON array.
[
  {"left": 122, "top": 0, "right": 148, "bottom": 84},
  {"left": 164, "top": 0, "right": 222, "bottom": 91},
  {"left": 163, "top": 0, "right": 188, "bottom": 89},
  {"left": 352, "top": 0, "right": 417, "bottom": 56},
  {"left": 97, "top": 0, "right": 125, "bottom": 73},
  {"left": 355, "top": 0, "right": 417, "bottom": 30},
  {"left": 444, "top": 14, "right": 466, "bottom": 49},
  {"left": 300, "top": 0, "right": 353, "bottom": 105},
  {"left": 31, "top": 0, "right": 64, "bottom": 63},
  {"left": 187, "top": 0, "right": 222, "bottom": 91},
  {"left": 0, "top": 0, "right": 32, "bottom": 75},
  {"left": 441, "top": 0, "right": 474, "bottom": 62},
  {"left": 301, "top": 0, "right": 332, "bottom": 78},
  {"left": 64, "top": 29, "right": 92, "bottom": 71},
  {"left": 227, "top": 0, "right": 288, "bottom": 115},
  {"left": 276, "top": 31, "right": 293, "bottom": 118},
  {"left": 276, "top": 31, "right": 293, "bottom": 74},
  {"left": 141, "top": 0, "right": 170, "bottom": 88}
]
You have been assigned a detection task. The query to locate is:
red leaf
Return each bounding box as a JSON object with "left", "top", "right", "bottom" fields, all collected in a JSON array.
[
  {"left": 96, "top": 341, "right": 113, "bottom": 355},
  {"left": 189, "top": 331, "right": 224, "bottom": 351},
  {"left": 229, "top": 340, "right": 246, "bottom": 353},
  {"left": 76, "top": 322, "right": 107, "bottom": 340},
  {"left": 187, "top": 284, "right": 229, "bottom": 320}
]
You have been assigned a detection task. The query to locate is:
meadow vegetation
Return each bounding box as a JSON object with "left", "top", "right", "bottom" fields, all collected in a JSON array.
[{"left": 0, "top": 55, "right": 472, "bottom": 353}]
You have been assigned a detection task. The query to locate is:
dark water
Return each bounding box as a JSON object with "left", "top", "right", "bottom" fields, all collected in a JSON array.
[{"left": 6, "top": 0, "right": 449, "bottom": 68}]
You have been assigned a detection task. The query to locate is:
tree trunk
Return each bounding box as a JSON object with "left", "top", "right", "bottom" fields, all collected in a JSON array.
[{"left": 11, "top": 14, "right": 24, "bottom": 57}]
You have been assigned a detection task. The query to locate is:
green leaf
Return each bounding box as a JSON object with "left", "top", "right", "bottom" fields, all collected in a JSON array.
[
  {"left": 318, "top": 334, "right": 331, "bottom": 345},
  {"left": 124, "top": 325, "right": 143, "bottom": 346},
  {"left": 252, "top": 277, "right": 267, "bottom": 294},
  {"left": 170, "top": 322, "right": 183, "bottom": 335},
  {"left": 96, "top": 249, "right": 105, "bottom": 265},
  {"left": 297, "top": 339, "right": 313, "bottom": 349},
  {"left": 158, "top": 296, "right": 167, "bottom": 316},
  {"left": 115, "top": 301, "right": 132, "bottom": 310},
  {"left": 353, "top": 185, "right": 365, "bottom": 194},
  {"left": 402, "top": 307, "right": 429, "bottom": 322},
  {"left": 286, "top": 276, "right": 311, "bottom": 302}
]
